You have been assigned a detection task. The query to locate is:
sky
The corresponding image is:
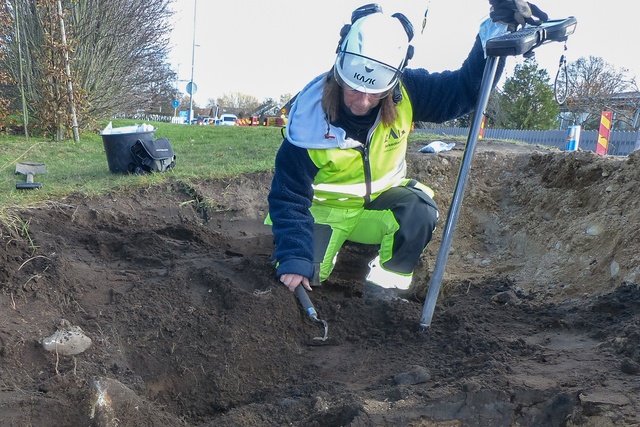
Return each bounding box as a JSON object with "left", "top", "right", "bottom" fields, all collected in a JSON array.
[{"left": 167, "top": 0, "right": 639, "bottom": 108}]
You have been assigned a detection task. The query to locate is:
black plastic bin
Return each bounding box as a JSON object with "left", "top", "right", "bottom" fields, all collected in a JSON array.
[{"left": 101, "top": 130, "right": 155, "bottom": 174}]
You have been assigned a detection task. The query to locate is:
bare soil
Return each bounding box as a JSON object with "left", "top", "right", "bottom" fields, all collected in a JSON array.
[{"left": 1, "top": 139, "right": 640, "bottom": 427}]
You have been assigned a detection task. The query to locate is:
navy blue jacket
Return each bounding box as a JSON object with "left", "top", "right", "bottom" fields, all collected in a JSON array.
[{"left": 268, "top": 36, "right": 504, "bottom": 280}]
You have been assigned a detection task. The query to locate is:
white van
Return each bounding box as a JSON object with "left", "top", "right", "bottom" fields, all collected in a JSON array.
[{"left": 217, "top": 114, "right": 237, "bottom": 126}]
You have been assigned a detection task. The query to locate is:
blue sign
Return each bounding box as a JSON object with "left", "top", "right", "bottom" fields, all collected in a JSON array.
[
  {"left": 172, "top": 100, "right": 179, "bottom": 108},
  {"left": 186, "top": 81, "right": 197, "bottom": 95}
]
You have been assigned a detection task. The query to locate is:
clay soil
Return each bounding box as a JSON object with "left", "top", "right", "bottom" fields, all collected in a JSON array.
[{"left": 1, "top": 139, "right": 640, "bottom": 427}]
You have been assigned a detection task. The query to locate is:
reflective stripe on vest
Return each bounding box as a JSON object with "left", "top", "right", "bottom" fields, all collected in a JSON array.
[{"left": 312, "top": 159, "right": 406, "bottom": 197}]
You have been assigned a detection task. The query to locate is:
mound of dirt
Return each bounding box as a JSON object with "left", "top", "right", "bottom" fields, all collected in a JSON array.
[{"left": 1, "top": 139, "right": 639, "bottom": 426}]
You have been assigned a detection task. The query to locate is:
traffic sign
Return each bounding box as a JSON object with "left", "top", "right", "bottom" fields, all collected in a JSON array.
[
  {"left": 186, "top": 82, "right": 197, "bottom": 95},
  {"left": 172, "top": 100, "right": 179, "bottom": 108}
]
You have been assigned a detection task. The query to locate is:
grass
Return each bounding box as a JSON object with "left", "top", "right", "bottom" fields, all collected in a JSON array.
[
  {"left": 0, "top": 118, "right": 451, "bottom": 248},
  {"left": 0, "top": 119, "right": 446, "bottom": 209},
  {"left": 0, "top": 119, "right": 285, "bottom": 208}
]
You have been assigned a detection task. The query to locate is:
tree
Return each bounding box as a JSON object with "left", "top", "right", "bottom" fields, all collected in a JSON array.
[
  {"left": 215, "top": 92, "right": 260, "bottom": 118},
  {"left": 179, "top": 94, "right": 207, "bottom": 118},
  {"left": 68, "top": 0, "right": 176, "bottom": 119},
  {"left": 493, "top": 59, "right": 559, "bottom": 130},
  {"left": 0, "top": 4, "right": 12, "bottom": 129},
  {"left": 0, "top": 0, "right": 86, "bottom": 140},
  {"left": 0, "top": 0, "right": 176, "bottom": 138},
  {"left": 562, "top": 56, "right": 638, "bottom": 130},
  {"left": 279, "top": 93, "right": 293, "bottom": 108}
]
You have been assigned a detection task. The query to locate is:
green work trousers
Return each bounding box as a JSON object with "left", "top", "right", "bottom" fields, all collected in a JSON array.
[{"left": 311, "top": 185, "right": 438, "bottom": 284}]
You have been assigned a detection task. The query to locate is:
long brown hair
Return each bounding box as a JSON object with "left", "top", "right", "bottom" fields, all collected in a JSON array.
[{"left": 321, "top": 70, "right": 398, "bottom": 126}]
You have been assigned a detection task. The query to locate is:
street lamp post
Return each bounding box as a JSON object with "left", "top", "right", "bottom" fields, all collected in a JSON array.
[{"left": 188, "top": 0, "right": 197, "bottom": 123}]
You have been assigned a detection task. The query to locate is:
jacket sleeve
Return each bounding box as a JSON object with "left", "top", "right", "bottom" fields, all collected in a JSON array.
[
  {"left": 401, "top": 35, "right": 505, "bottom": 123},
  {"left": 267, "top": 139, "right": 319, "bottom": 279}
]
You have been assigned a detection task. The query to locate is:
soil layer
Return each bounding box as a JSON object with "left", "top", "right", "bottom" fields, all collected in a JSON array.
[{"left": 1, "top": 140, "right": 639, "bottom": 426}]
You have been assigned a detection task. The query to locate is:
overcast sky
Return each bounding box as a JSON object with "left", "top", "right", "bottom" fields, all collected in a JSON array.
[{"left": 168, "top": 1, "right": 638, "bottom": 107}]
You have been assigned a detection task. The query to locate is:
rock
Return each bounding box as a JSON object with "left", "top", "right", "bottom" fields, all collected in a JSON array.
[
  {"left": 462, "top": 380, "right": 482, "bottom": 393},
  {"left": 393, "top": 366, "right": 431, "bottom": 385},
  {"left": 610, "top": 261, "right": 619, "bottom": 277},
  {"left": 491, "top": 290, "right": 518, "bottom": 305},
  {"left": 620, "top": 358, "right": 640, "bottom": 375},
  {"left": 41, "top": 319, "right": 92, "bottom": 356},
  {"left": 585, "top": 225, "right": 603, "bottom": 236},
  {"left": 89, "top": 378, "right": 137, "bottom": 427}
]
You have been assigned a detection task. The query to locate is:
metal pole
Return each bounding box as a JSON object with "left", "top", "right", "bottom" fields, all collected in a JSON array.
[
  {"left": 188, "top": 0, "right": 197, "bottom": 123},
  {"left": 419, "top": 56, "right": 500, "bottom": 330}
]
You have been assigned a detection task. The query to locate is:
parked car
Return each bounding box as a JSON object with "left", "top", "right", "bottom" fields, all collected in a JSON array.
[
  {"left": 198, "top": 116, "right": 210, "bottom": 125},
  {"left": 218, "top": 114, "right": 237, "bottom": 126},
  {"left": 188, "top": 116, "right": 210, "bottom": 125}
]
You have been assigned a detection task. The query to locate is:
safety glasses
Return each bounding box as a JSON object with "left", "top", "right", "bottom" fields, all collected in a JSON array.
[{"left": 333, "top": 56, "right": 398, "bottom": 100}]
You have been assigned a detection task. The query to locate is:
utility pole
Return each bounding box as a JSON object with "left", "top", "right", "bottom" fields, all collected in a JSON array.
[{"left": 188, "top": 0, "right": 197, "bottom": 124}]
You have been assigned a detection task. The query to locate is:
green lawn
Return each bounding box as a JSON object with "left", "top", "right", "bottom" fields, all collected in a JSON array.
[
  {"left": 0, "top": 120, "right": 285, "bottom": 208},
  {"left": 0, "top": 119, "right": 443, "bottom": 209}
]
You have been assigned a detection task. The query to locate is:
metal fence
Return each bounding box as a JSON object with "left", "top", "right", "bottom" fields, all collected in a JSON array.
[{"left": 417, "top": 127, "right": 640, "bottom": 156}]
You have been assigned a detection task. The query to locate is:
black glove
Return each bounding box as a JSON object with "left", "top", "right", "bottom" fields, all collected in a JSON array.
[{"left": 489, "top": 0, "right": 548, "bottom": 29}]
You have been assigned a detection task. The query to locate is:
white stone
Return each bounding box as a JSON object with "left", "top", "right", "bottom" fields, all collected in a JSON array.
[{"left": 41, "top": 319, "right": 92, "bottom": 356}]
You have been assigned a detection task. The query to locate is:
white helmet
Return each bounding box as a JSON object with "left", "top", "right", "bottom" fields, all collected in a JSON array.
[{"left": 335, "top": 8, "right": 414, "bottom": 94}]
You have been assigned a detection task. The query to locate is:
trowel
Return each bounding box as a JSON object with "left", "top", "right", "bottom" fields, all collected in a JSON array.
[{"left": 295, "top": 286, "right": 330, "bottom": 344}]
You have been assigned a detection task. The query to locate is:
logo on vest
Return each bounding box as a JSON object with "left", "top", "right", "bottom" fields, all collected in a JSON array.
[{"left": 384, "top": 128, "right": 406, "bottom": 151}]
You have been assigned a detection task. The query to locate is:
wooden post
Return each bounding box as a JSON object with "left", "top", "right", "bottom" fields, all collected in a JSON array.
[
  {"left": 57, "top": 0, "right": 79, "bottom": 142},
  {"left": 14, "top": 6, "right": 29, "bottom": 141}
]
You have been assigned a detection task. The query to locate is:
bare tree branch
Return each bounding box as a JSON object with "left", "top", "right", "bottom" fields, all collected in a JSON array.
[
  {"left": 1, "top": 0, "right": 176, "bottom": 137},
  {"left": 563, "top": 56, "right": 639, "bottom": 130}
]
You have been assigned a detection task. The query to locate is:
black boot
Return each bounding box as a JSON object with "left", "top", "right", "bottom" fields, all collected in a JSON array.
[{"left": 363, "top": 281, "right": 407, "bottom": 301}]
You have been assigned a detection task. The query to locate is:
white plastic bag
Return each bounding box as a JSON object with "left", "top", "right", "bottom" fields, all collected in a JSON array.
[{"left": 419, "top": 140, "right": 455, "bottom": 153}]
